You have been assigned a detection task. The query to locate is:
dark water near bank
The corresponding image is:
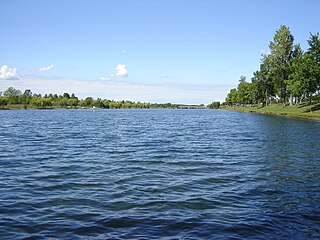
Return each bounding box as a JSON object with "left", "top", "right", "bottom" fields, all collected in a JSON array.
[{"left": 0, "top": 109, "right": 319, "bottom": 239}]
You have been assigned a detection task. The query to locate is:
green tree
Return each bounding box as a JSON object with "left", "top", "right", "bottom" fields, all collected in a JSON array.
[
  {"left": 268, "top": 25, "right": 294, "bottom": 104},
  {"left": 207, "top": 101, "right": 220, "bottom": 109},
  {"left": 68, "top": 98, "right": 79, "bottom": 108},
  {"left": 94, "top": 98, "right": 104, "bottom": 108},
  {"left": 30, "top": 96, "right": 42, "bottom": 108},
  {"left": 225, "top": 88, "right": 238, "bottom": 106},
  {"left": 21, "top": 89, "right": 33, "bottom": 108},
  {"left": 80, "top": 97, "right": 94, "bottom": 107},
  {"left": 63, "top": 93, "right": 70, "bottom": 99},
  {"left": 307, "top": 32, "right": 320, "bottom": 93},
  {"left": 57, "top": 97, "right": 68, "bottom": 108},
  {"left": 70, "top": 93, "right": 77, "bottom": 99},
  {"left": 0, "top": 96, "right": 8, "bottom": 108},
  {"left": 288, "top": 44, "right": 319, "bottom": 104},
  {"left": 251, "top": 69, "right": 274, "bottom": 106},
  {"left": 287, "top": 45, "right": 305, "bottom": 104},
  {"left": 3, "top": 87, "right": 22, "bottom": 104},
  {"left": 237, "top": 76, "right": 253, "bottom": 104}
]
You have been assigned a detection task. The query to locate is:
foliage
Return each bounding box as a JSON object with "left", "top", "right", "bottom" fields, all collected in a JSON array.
[
  {"left": 0, "top": 87, "right": 184, "bottom": 109},
  {"left": 225, "top": 26, "right": 320, "bottom": 107},
  {"left": 3, "top": 87, "right": 22, "bottom": 104},
  {"left": 0, "top": 96, "right": 8, "bottom": 107},
  {"left": 207, "top": 101, "right": 220, "bottom": 109}
]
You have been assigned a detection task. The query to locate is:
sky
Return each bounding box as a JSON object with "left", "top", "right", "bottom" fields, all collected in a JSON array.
[{"left": 0, "top": 0, "right": 319, "bottom": 104}]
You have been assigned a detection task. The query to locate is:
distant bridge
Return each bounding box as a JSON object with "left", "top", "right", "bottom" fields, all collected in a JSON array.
[{"left": 176, "top": 104, "right": 206, "bottom": 109}]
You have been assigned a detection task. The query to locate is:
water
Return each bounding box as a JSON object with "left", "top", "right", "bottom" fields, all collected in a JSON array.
[{"left": 0, "top": 109, "right": 319, "bottom": 239}]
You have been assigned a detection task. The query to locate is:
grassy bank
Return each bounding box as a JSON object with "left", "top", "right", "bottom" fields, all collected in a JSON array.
[{"left": 222, "top": 103, "right": 320, "bottom": 118}]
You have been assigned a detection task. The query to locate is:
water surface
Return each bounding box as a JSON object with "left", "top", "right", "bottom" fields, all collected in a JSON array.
[{"left": 0, "top": 109, "right": 319, "bottom": 239}]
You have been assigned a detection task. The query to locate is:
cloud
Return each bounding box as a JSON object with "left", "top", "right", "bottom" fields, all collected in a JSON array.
[
  {"left": 38, "top": 64, "right": 54, "bottom": 72},
  {"left": 121, "top": 50, "right": 127, "bottom": 54},
  {"left": 217, "top": 69, "right": 227, "bottom": 74},
  {"left": 0, "top": 75, "right": 232, "bottom": 104},
  {"left": 100, "top": 75, "right": 112, "bottom": 81},
  {"left": 260, "top": 49, "right": 270, "bottom": 55},
  {"left": 116, "top": 64, "right": 128, "bottom": 77},
  {"left": 160, "top": 74, "right": 173, "bottom": 79},
  {"left": 0, "top": 64, "right": 19, "bottom": 80}
]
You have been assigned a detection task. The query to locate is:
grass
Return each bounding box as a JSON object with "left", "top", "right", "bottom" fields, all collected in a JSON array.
[{"left": 222, "top": 103, "right": 320, "bottom": 118}]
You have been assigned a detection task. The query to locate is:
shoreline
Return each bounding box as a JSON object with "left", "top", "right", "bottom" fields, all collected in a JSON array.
[{"left": 222, "top": 104, "right": 320, "bottom": 119}]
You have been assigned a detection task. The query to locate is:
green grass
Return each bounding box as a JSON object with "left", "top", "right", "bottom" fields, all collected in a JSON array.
[{"left": 222, "top": 103, "right": 320, "bottom": 118}]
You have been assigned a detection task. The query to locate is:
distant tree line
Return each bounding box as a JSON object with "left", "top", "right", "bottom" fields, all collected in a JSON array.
[
  {"left": 0, "top": 87, "right": 180, "bottom": 109},
  {"left": 207, "top": 101, "right": 221, "bottom": 109},
  {"left": 225, "top": 25, "right": 320, "bottom": 106}
]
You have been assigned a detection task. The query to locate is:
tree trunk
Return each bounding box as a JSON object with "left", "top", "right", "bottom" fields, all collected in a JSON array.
[
  {"left": 309, "top": 93, "right": 312, "bottom": 104},
  {"left": 289, "top": 93, "right": 293, "bottom": 106},
  {"left": 265, "top": 89, "right": 268, "bottom": 107}
]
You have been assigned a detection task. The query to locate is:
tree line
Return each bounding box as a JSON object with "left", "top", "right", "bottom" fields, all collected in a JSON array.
[
  {"left": 0, "top": 87, "right": 180, "bottom": 109},
  {"left": 225, "top": 25, "right": 320, "bottom": 106}
]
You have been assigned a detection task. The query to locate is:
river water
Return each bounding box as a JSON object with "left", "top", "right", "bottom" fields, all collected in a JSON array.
[{"left": 0, "top": 109, "right": 319, "bottom": 239}]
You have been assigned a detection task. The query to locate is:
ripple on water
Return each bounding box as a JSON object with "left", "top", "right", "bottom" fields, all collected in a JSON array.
[{"left": 0, "top": 109, "right": 319, "bottom": 239}]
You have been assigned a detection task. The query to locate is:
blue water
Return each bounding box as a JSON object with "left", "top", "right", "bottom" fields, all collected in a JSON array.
[{"left": 0, "top": 109, "right": 319, "bottom": 239}]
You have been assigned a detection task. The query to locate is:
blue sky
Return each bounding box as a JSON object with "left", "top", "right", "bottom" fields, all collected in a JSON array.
[{"left": 0, "top": 0, "right": 319, "bottom": 104}]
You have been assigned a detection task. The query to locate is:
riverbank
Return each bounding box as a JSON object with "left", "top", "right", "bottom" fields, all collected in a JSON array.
[
  {"left": 0, "top": 104, "right": 205, "bottom": 110},
  {"left": 222, "top": 103, "right": 320, "bottom": 119}
]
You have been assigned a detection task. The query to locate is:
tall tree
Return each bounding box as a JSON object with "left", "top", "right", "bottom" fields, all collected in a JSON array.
[
  {"left": 21, "top": 89, "right": 33, "bottom": 108},
  {"left": 287, "top": 45, "right": 305, "bottom": 104},
  {"left": 307, "top": 32, "right": 320, "bottom": 93},
  {"left": 268, "top": 25, "right": 294, "bottom": 104},
  {"left": 237, "top": 76, "right": 252, "bottom": 104},
  {"left": 225, "top": 88, "right": 238, "bottom": 106},
  {"left": 251, "top": 55, "right": 275, "bottom": 106}
]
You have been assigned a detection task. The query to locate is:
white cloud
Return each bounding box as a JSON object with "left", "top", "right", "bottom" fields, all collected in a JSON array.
[
  {"left": 0, "top": 64, "right": 19, "bottom": 80},
  {"left": 260, "top": 49, "right": 270, "bottom": 55},
  {"left": 100, "top": 75, "right": 112, "bottom": 81},
  {"left": 121, "top": 50, "right": 127, "bottom": 54},
  {"left": 38, "top": 64, "right": 54, "bottom": 72},
  {"left": 160, "top": 74, "right": 173, "bottom": 79},
  {"left": 116, "top": 64, "right": 128, "bottom": 77},
  {"left": 0, "top": 75, "right": 232, "bottom": 104}
]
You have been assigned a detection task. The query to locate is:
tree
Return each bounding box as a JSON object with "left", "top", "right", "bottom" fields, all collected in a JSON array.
[
  {"left": 80, "top": 97, "right": 94, "bottom": 107},
  {"left": 68, "top": 98, "right": 79, "bottom": 108},
  {"left": 21, "top": 89, "right": 33, "bottom": 108},
  {"left": 42, "top": 98, "right": 53, "bottom": 108},
  {"left": 70, "top": 93, "right": 78, "bottom": 99},
  {"left": 301, "top": 53, "right": 319, "bottom": 102},
  {"left": 207, "top": 101, "right": 220, "bottom": 109},
  {"left": 251, "top": 68, "right": 274, "bottom": 106},
  {"left": 307, "top": 32, "right": 320, "bottom": 93},
  {"left": 225, "top": 88, "right": 238, "bottom": 106},
  {"left": 237, "top": 76, "right": 253, "bottom": 104},
  {"left": 57, "top": 97, "right": 68, "bottom": 108},
  {"left": 268, "top": 25, "right": 294, "bottom": 104},
  {"left": 94, "top": 98, "right": 104, "bottom": 108},
  {"left": 0, "top": 96, "right": 8, "bottom": 108},
  {"left": 63, "top": 93, "right": 70, "bottom": 99},
  {"left": 308, "top": 33, "right": 320, "bottom": 64},
  {"left": 3, "top": 87, "right": 22, "bottom": 104},
  {"left": 286, "top": 45, "right": 303, "bottom": 103},
  {"left": 30, "top": 96, "right": 42, "bottom": 108},
  {"left": 287, "top": 43, "right": 320, "bottom": 104}
]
